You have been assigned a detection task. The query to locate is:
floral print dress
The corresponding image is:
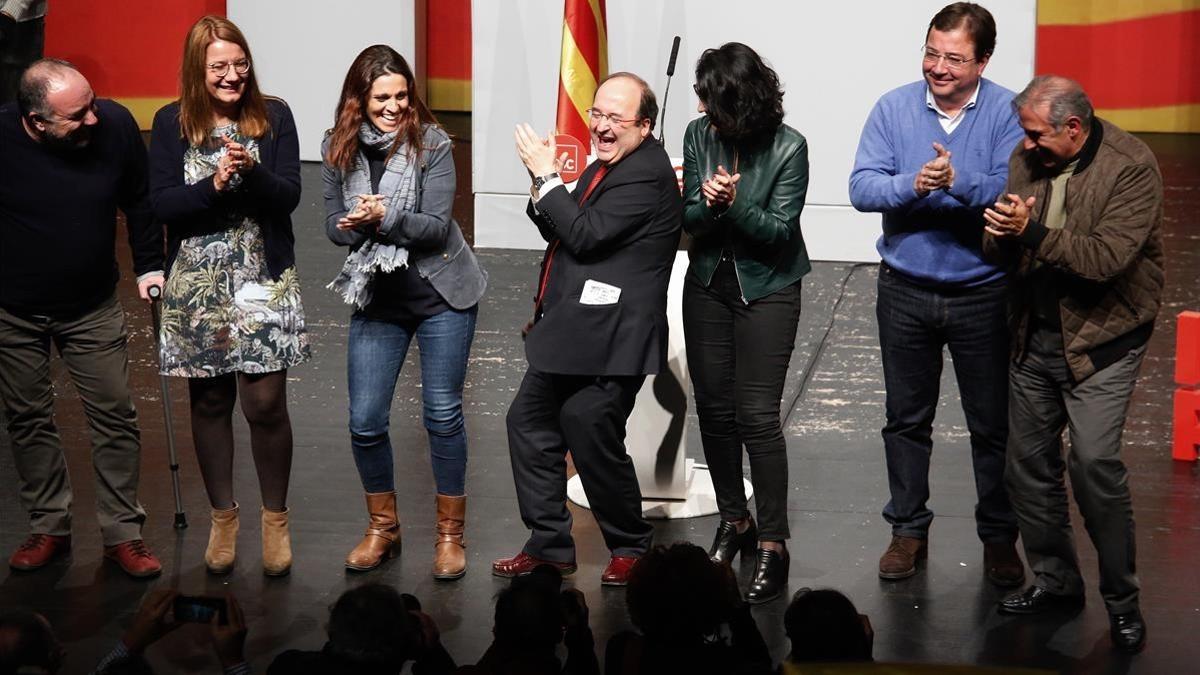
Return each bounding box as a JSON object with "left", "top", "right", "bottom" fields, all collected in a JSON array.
[{"left": 159, "top": 123, "right": 311, "bottom": 377}]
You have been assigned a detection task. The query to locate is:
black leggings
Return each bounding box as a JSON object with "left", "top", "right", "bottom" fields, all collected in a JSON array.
[
  {"left": 188, "top": 370, "right": 293, "bottom": 511},
  {"left": 682, "top": 261, "right": 801, "bottom": 541}
]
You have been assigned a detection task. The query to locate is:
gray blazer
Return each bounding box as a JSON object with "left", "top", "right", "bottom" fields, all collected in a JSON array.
[{"left": 322, "top": 124, "right": 486, "bottom": 310}]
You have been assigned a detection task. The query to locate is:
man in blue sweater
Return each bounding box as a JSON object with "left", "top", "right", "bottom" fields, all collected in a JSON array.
[
  {"left": 849, "top": 2, "right": 1025, "bottom": 584},
  {"left": 0, "top": 59, "right": 164, "bottom": 577}
]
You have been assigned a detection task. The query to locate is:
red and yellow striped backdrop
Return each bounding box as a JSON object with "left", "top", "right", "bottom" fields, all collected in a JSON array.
[
  {"left": 43, "top": 2, "right": 1198, "bottom": 134},
  {"left": 45, "top": 0, "right": 225, "bottom": 129},
  {"left": 1037, "top": 0, "right": 1200, "bottom": 132},
  {"left": 426, "top": 0, "right": 471, "bottom": 111},
  {"left": 556, "top": 0, "right": 608, "bottom": 147}
]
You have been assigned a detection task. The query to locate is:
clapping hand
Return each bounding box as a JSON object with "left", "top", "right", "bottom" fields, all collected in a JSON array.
[
  {"left": 212, "top": 153, "right": 238, "bottom": 192},
  {"left": 702, "top": 164, "right": 741, "bottom": 210},
  {"left": 514, "top": 123, "right": 566, "bottom": 179},
  {"left": 222, "top": 135, "right": 256, "bottom": 174},
  {"left": 915, "top": 142, "right": 955, "bottom": 196},
  {"left": 984, "top": 193, "right": 1037, "bottom": 238},
  {"left": 337, "top": 194, "right": 387, "bottom": 231}
]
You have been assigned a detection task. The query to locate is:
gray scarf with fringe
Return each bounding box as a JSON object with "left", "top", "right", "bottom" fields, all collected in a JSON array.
[{"left": 327, "top": 123, "right": 418, "bottom": 309}]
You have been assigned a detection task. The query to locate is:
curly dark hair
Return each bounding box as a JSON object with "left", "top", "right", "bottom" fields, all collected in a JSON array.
[
  {"left": 625, "top": 543, "right": 736, "bottom": 644},
  {"left": 693, "top": 42, "right": 785, "bottom": 148}
]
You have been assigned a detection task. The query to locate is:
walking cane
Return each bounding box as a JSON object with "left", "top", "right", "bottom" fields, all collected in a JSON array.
[{"left": 148, "top": 285, "right": 188, "bottom": 529}]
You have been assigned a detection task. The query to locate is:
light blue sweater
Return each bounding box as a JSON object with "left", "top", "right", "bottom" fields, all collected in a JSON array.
[{"left": 849, "top": 79, "right": 1024, "bottom": 286}]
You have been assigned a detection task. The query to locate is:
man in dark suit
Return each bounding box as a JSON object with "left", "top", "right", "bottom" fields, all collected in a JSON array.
[{"left": 493, "top": 72, "right": 682, "bottom": 586}]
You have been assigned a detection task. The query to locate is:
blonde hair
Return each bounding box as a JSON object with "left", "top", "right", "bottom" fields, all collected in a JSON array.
[{"left": 178, "top": 15, "right": 269, "bottom": 145}]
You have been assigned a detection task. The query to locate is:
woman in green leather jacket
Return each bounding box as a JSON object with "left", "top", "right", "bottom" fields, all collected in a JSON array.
[{"left": 682, "top": 42, "right": 810, "bottom": 604}]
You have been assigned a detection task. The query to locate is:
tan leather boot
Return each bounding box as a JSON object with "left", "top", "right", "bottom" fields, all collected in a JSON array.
[
  {"left": 205, "top": 503, "right": 239, "bottom": 574},
  {"left": 345, "top": 491, "right": 400, "bottom": 572},
  {"left": 261, "top": 507, "right": 292, "bottom": 577},
  {"left": 432, "top": 494, "right": 466, "bottom": 580}
]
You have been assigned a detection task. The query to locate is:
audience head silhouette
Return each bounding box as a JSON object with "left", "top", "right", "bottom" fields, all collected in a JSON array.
[
  {"left": 783, "top": 588, "right": 873, "bottom": 663},
  {"left": 625, "top": 543, "right": 736, "bottom": 644},
  {"left": 492, "top": 564, "right": 567, "bottom": 651},
  {"left": 325, "top": 583, "right": 419, "bottom": 670},
  {"left": 0, "top": 610, "right": 63, "bottom": 675}
]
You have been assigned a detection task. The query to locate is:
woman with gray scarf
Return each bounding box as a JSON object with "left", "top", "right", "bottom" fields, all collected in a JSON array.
[{"left": 322, "top": 45, "right": 486, "bottom": 579}]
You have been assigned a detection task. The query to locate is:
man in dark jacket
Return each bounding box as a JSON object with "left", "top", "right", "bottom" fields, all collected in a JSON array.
[
  {"left": 983, "top": 75, "right": 1163, "bottom": 654},
  {"left": 493, "top": 72, "right": 682, "bottom": 586},
  {"left": 0, "top": 59, "right": 163, "bottom": 578}
]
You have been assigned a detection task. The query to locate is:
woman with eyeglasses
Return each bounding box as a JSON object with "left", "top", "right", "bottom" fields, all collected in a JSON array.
[
  {"left": 149, "top": 15, "right": 308, "bottom": 577},
  {"left": 682, "top": 42, "right": 810, "bottom": 603},
  {"left": 322, "top": 45, "right": 486, "bottom": 578}
]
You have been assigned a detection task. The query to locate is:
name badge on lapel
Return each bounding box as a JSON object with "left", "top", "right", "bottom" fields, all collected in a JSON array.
[{"left": 580, "top": 279, "right": 621, "bottom": 305}]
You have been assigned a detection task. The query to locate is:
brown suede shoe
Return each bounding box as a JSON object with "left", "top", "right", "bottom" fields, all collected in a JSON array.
[
  {"left": 205, "top": 504, "right": 239, "bottom": 575},
  {"left": 261, "top": 507, "right": 292, "bottom": 577},
  {"left": 984, "top": 540, "right": 1025, "bottom": 587},
  {"left": 346, "top": 492, "right": 400, "bottom": 572},
  {"left": 878, "top": 535, "right": 926, "bottom": 580}
]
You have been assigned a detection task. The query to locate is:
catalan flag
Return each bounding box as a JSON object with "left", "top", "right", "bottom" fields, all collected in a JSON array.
[
  {"left": 1037, "top": 0, "right": 1200, "bottom": 133},
  {"left": 556, "top": 0, "right": 608, "bottom": 151}
]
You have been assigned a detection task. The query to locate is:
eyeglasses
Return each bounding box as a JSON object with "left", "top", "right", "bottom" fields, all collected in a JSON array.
[
  {"left": 921, "top": 46, "right": 975, "bottom": 71},
  {"left": 585, "top": 108, "right": 642, "bottom": 126},
  {"left": 207, "top": 59, "right": 251, "bottom": 78}
]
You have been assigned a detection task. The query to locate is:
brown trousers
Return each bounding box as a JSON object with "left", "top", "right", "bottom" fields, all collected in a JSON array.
[{"left": 0, "top": 294, "right": 147, "bottom": 545}]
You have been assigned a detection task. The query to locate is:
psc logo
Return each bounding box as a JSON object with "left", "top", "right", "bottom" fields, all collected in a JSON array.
[{"left": 554, "top": 134, "right": 588, "bottom": 183}]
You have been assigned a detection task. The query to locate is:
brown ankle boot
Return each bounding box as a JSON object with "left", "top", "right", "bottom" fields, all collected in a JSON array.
[
  {"left": 345, "top": 491, "right": 400, "bottom": 572},
  {"left": 432, "top": 494, "right": 466, "bottom": 580},
  {"left": 261, "top": 507, "right": 292, "bottom": 577},
  {"left": 205, "top": 503, "right": 239, "bottom": 574}
]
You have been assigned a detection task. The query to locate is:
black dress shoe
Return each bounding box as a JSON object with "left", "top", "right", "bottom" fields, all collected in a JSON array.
[
  {"left": 745, "top": 547, "right": 788, "bottom": 604},
  {"left": 1110, "top": 610, "right": 1146, "bottom": 653},
  {"left": 997, "top": 585, "right": 1085, "bottom": 615},
  {"left": 708, "top": 517, "right": 757, "bottom": 565}
]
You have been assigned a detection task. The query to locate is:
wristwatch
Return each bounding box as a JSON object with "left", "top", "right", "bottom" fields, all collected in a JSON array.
[{"left": 533, "top": 172, "right": 560, "bottom": 190}]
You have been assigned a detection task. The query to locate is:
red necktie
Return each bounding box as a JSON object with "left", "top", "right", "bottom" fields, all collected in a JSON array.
[{"left": 524, "top": 164, "right": 610, "bottom": 335}]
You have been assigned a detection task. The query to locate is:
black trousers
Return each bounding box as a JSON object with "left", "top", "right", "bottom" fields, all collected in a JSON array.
[
  {"left": 682, "top": 260, "right": 801, "bottom": 540},
  {"left": 0, "top": 17, "right": 44, "bottom": 105},
  {"left": 506, "top": 367, "right": 652, "bottom": 561},
  {"left": 1006, "top": 326, "right": 1145, "bottom": 614}
]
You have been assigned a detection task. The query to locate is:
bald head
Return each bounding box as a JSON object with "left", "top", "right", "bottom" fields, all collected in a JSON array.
[
  {"left": 18, "top": 59, "right": 86, "bottom": 118},
  {"left": 18, "top": 59, "right": 99, "bottom": 149}
]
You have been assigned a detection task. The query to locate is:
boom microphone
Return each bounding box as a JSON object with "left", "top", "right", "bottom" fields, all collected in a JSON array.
[{"left": 658, "top": 35, "right": 681, "bottom": 143}]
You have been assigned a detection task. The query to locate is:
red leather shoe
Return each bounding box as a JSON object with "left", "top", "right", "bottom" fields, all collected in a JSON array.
[
  {"left": 600, "top": 555, "right": 640, "bottom": 586},
  {"left": 491, "top": 551, "right": 576, "bottom": 578},
  {"left": 9, "top": 534, "right": 71, "bottom": 571},
  {"left": 104, "top": 540, "right": 162, "bottom": 578}
]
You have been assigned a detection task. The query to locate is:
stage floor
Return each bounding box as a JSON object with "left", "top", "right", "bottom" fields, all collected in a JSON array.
[{"left": 2, "top": 132, "right": 1198, "bottom": 673}]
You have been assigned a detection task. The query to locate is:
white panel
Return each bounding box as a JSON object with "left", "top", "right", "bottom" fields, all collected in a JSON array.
[
  {"left": 474, "top": 193, "right": 548, "bottom": 249},
  {"left": 802, "top": 206, "right": 883, "bottom": 263},
  {"left": 227, "top": 0, "right": 417, "bottom": 161},
  {"left": 472, "top": 0, "right": 1037, "bottom": 257}
]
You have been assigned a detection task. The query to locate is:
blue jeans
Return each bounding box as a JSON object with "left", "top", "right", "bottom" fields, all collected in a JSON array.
[
  {"left": 347, "top": 306, "right": 477, "bottom": 496},
  {"left": 876, "top": 264, "right": 1017, "bottom": 542}
]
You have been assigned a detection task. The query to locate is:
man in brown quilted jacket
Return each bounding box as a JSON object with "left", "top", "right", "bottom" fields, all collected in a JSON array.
[{"left": 981, "top": 75, "right": 1163, "bottom": 654}]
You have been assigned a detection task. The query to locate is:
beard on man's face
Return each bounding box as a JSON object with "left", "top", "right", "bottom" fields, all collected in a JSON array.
[{"left": 38, "top": 122, "right": 94, "bottom": 151}]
